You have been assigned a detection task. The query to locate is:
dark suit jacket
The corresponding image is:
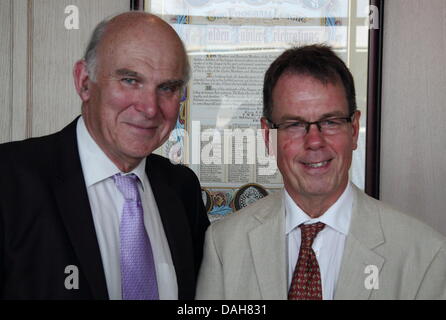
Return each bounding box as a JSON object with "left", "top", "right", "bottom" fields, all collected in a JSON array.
[{"left": 0, "top": 118, "right": 210, "bottom": 299}]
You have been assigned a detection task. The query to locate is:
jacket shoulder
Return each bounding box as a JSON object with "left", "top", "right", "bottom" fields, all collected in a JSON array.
[
  {"left": 357, "top": 190, "right": 446, "bottom": 253},
  {"left": 210, "top": 191, "right": 282, "bottom": 239},
  {"left": 0, "top": 133, "right": 59, "bottom": 170},
  {"left": 147, "top": 154, "right": 199, "bottom": 183}
]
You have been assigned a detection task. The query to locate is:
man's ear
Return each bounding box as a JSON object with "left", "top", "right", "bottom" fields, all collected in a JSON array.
[
  {"left": 73, "top": 60, "right": 91, "bottom": 102},
  {"left": 261, "top": 117, "right": 276, "bottom": 156},
  {"left": 351, "top": 110, "right": 361, "bottom": 150}
]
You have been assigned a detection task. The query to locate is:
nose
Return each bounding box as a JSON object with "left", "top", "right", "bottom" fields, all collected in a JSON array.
[
  {"left": 134, "top": 87, "right": 159, "bottom": 118},
  {"left": 303, "top": 123, "right": 326, "bottom": 150}
]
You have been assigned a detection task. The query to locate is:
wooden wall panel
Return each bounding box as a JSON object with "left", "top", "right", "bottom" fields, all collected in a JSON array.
[
  {"left": 0, "top": 0, "right": 12, "bottom": 143},
  {"left": 381, "top": 0, "right": 446, "bottom": 235},
  {"left": 31, "top": 0, "right": 129, "bottom": 137}
]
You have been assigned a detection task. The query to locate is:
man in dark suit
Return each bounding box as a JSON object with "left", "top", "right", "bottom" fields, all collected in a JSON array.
[{"left": 0, "top": 12, "right": 209, "bottom": 299}]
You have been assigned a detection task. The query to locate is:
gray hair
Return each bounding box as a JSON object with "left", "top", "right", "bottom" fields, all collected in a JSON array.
[
  {"left": 83, "top": 18, "right": 110, "bottom": 82},
  {"left": 82, "top": 13, "right": 190, "bottom": 84}
]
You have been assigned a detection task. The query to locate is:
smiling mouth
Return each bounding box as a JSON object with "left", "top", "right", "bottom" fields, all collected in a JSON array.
[
  {"left": 126, "top": 123, "right": 156, "bottom": 130},
  {"left": 302, "top": 160, "right": 332, "bottom": 168}
]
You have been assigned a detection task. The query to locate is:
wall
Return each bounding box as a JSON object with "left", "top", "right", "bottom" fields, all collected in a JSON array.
[
  {"left": 0, "top": 0, "right": 129, "bottom": 142},
  {"left": 381, "top": 0, "right": 446, "bottom": 235},
  {"left": 0, "top": 0, "right": 12, "bottom": 143},
  {"left": 2, "top": 0, "right": 445, "bottom": 235}
]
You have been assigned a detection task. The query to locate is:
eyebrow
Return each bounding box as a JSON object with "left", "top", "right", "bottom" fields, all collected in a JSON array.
[
  {"left": 278, "top": 111, "right": 349, "bottom": 122},
  {"left": 115, "top": 69, "right": 184, "bottom": 88},
  {"left": 158, "top": 79, "right": 185, "bottom": 89},
  {"left": 115, "top": 68, "right": 140, "bottom": 77}
]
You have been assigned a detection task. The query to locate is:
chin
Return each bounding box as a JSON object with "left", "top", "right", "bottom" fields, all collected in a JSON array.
[
  {"left": 305, "top": 188, "right": 334, "bottom": 198},
  {"left": 123, "top": 147, "right": 154, "bottom": 160},
  {"left": 300, "top": 180, "right": 337, "bottom": 196}
]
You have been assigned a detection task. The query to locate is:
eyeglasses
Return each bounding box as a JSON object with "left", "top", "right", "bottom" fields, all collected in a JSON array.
[{"left": 267, "top": 112, "right": 355, "bottom": 138}]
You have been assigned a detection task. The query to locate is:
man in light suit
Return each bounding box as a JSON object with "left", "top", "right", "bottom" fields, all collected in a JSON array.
[
  {"left": 196, "top": 45, "right": 446, "bottom": 300},
  {"left": 0, "top": 12, "right": 209, "bottom": 299}
]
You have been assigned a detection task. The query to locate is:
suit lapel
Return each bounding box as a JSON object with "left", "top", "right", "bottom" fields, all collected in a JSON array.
[
  {"left": 52, "top": 119, "right": 109, "bottom": 299},
  {"left": 146, "top": 156, "right": 194, "bottom": 300},
  {"left": 248, "top": 192, "right": 287, "bottom": 300},
  {"left": 335, "top": 185, "right": 385, "bottom": 300}
]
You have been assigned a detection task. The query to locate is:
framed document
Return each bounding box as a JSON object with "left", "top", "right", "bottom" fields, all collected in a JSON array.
[{"left": 140, "top": 0, "right": 382, "bottom": 221}]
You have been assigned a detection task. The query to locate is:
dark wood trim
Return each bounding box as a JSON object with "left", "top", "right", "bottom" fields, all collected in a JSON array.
[
  {"left": 365, "top": 0, "right": 385, "bottom": 199},
  {"left": 130, "top": 0, "right": 144, "bottom": 11},
  {"left": 26, "top": 0, "right": 33, "bottom": 138}
]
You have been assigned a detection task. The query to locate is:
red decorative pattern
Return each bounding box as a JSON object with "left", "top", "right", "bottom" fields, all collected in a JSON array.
[{"left": 288, "top": 222, "right": 325, "bottom": 300}]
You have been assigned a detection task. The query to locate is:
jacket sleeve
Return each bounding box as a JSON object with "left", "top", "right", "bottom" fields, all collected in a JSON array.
[
  {"left": 415, "top": 245, "right": 446, "bottom": 299},
  {"left": 185, "top": 169, "right": 210, "bottom": 277},
  {"left": 195, "top": 224, "right": 225, "bottom": 299}
]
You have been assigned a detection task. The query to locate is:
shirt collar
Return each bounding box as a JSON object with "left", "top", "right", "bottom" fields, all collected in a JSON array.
[
  {"left": 285, "top": 183, "right": 353, "bottom": 236},
  {"left": 76, "top": 116, "right": 147, "bottom": 190}
]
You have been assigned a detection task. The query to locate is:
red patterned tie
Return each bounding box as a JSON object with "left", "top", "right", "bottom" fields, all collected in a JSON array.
[{"left": 288, "top": 222, "right": 325, "bottom": 300}]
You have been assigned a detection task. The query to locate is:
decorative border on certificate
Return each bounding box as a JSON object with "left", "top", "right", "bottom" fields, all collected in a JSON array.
[
  {"left": 201, "top": 187, "right": 214, "bottom": 214},
  {"left": 232, "top": 183, "right": 269, "bottom": 211}
]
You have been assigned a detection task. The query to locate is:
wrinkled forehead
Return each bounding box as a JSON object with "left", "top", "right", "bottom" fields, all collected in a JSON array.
[
  {"left": 272, "top": 73, "right": 350, "bottom": 116},
  {"left": 278, "top": 69, "right": 345, "bottom": 92},
  {"left": 274, "top": 72, "right": 348, "bottom": 105},
  {"left": 96, "top": 19, "right": 187, "bottom": 78}
]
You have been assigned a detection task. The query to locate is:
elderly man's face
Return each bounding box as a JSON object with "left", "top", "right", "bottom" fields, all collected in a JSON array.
[
  {"left": 262, "top": 73, "right": 360, "bottom": 209},
  {"left": 79, "top": 23, "right": 186, "bottom": 171}
]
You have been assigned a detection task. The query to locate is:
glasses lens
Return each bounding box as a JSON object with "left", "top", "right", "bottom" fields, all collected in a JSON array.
[
  {"left": 320, "top": 118, "right": 349, "bottom": 135},
  {"left": 282, "top": 122, "right": 306, "bottom": 137}
]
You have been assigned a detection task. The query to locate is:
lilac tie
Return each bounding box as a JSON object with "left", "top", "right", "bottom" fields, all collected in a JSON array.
[{"left": 113, "top": 173, "right": 159, "bottom": 300}]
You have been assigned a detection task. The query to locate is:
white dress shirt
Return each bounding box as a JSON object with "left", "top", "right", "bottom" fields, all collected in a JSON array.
[
  {"left": 76, "top": 117, "right": 178, "bottom": 300},
  {"left": 285, "top": 183, "right": 353, "bottom": 300}
]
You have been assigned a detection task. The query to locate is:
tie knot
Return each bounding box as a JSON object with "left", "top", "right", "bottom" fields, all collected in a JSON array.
[
  {"left": 300, "top": 222, "right": 325, "bottom": 248},
  {"left": 113, "top": 173, "right": 140, "bottom": 201}
]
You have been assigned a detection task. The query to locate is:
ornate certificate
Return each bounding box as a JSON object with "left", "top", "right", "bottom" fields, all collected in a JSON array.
[{"left": 148, "top": 0, "right": 369, "bottom": 221}]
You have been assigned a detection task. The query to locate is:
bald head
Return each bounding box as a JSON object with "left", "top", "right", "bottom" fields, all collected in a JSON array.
[
  {"left": 74, "top": 12, "right": 190, "bottom": 172},
  {"left": 84, "top": 12, "right": 189, "bottom": 83}
]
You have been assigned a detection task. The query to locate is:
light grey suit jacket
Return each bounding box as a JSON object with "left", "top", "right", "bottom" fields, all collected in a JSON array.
[{"left": 196, "top": 185, "right": 446, "bottom": 299}]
